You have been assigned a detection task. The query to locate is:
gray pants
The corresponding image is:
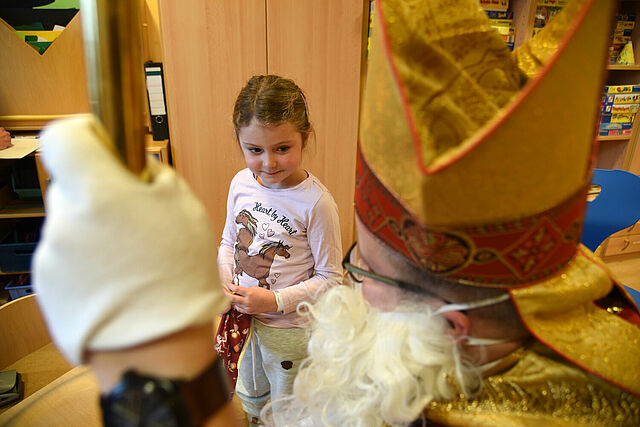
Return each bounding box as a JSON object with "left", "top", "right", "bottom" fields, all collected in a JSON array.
[{"left": 235, "top": 320, "right": 309, "bottom": 420}]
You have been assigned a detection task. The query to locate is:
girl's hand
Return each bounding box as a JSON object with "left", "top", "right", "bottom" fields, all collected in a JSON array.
[
  {"left": 227, "top": 283, "right": 278, "bottom": 314},
  {"left": 0, "top": 127, "right": 12, "bottom": 150},
  {"left": 221, "top": 283, "right": 235, "bottom": 313}
]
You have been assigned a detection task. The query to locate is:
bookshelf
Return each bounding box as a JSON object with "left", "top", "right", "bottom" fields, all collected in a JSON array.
[
  {"left": 599, "top": 0, "right": 640, "bottom": 175},
  {"left": 590, "top": 0, "right": 640, "bottom": 284},
  {"left": 597, "top": 0, "right": 640, "bottom": 270},
  {"left": 483, "top": 0, "right": 640, "bottom": 280},
  {"left": 487, "top": 0, "right": 640, "bottom": 174},
  {"left": 609, "top": 65, "right": 640, "bottom": 71}
]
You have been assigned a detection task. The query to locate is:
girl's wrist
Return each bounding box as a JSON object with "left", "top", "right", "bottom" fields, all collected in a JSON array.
[{"left": 273, "top": 290, "right": 284, "bottom": 313}]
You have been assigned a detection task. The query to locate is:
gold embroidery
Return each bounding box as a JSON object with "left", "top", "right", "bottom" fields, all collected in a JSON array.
[
  {"left": 511, "top": 252, "right": 640, "bottom": 396},
  {"left": 362, "top": 0, "right": 609, "bottom": 227},
  {"left": 427, "top": 348, "right": 640, "bottom": 426}
]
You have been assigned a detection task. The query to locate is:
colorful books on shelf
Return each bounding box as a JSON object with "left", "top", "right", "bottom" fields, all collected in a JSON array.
[
  {"left": 604, "top": 85, "right": 640, "bottom": 94},
  {"left": 480, "top": 0, "right": 509, "bottom": 11},
  {"left": 535, "top": 0, "right": 567, "bottom": 5},
  {"left": 599, "top": 85, "right": 640, "bottom": 137},
  {"left": 485, "top": 10, "right": 515, "bottom": 51},
  {"left": 609, "top": 14, "right": 636, "bottom": 65},
  {"left": 532, "top": 1, "right": 566, "bottom": 36}
]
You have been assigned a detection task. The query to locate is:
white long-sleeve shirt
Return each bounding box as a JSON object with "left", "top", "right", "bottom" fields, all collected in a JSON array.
[{"left": 218, "top": 168, "right": 343, "bottom": 327}]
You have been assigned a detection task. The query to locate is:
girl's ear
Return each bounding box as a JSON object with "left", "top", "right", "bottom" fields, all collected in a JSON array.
[
  {"left": 442, "top": 310, "right": 470, "bottom": 339},
  {"left": 302, "top": 128, "right": 312, "bottom": 147}
]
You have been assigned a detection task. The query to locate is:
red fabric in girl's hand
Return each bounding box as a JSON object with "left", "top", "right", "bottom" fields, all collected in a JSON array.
[{"left": 215, "top": 308, "right": 251, "bottom": 390}]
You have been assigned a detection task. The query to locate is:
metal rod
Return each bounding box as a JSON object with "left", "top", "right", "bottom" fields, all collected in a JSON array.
[{"left": 79, "top": 0, "right": 146, "bottom": 175}]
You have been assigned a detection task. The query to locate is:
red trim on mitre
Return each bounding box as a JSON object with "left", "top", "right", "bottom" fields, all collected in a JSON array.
[
  {"left": 376, "top": 0, "right": 596, "bottom": 175},
  {"left": 355, "top": 148, "right": 586, "bottom": 287}
]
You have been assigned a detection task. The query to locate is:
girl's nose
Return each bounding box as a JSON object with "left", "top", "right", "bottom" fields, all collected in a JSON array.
[{"left": 265, "top": 153, "right": 277, "bottom": 168}]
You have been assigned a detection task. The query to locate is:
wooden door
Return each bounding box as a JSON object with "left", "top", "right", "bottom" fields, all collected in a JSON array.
[
  {"left": 158, "top": 0, "right": 267, "bottom": 241},
  {"left": 267, "top": 0, "right": 366, "bottom": 251},
  {"left": 159, "top": 0, "right": 366, "bottom": 251}
]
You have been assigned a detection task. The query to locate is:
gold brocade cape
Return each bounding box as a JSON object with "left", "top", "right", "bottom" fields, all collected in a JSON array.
[
  {"left": 425, "top": 341, "right": 640, "bottom": 426},
  {"left": 357, "top": 0, "right": 640, "bottom": 403}
]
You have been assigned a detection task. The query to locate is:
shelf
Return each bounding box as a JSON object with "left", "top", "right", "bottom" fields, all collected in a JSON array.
[
  {"left": 0, "top": 270, "right": 29, "bottom": 276},
  {"left": 0, "top": 200, "right": 45, "bottom": 219},
  {"left": 597, "top": 135, "right": 632, "bottom": 142},
  {"left": 608, "top": 65, "right": 640, "bottom": 71}
]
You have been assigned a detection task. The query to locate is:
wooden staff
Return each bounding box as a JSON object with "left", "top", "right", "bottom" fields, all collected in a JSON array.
[{"left": 79, "top": 0, "right": 146, "bottom": 175}]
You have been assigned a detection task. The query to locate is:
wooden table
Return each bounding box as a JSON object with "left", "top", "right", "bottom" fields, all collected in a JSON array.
[
  {"left": 1, "top": 342, "right": 71, "bottom": 409},
  {"left": 0, "top": 343, "right": 101, "bottom": 426}
]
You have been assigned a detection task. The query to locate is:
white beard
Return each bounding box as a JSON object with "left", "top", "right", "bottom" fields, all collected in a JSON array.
[{"left": 262, "top": 283, "right": 482, "bottom": 427}]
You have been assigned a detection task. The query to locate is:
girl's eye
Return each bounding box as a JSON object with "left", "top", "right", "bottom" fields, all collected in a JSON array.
[
  {"left": 248, "top": 148, "right": 262, "bottom": 154},
  {"left": 276, "top": 146, "right": 290, "bottom": 153}
]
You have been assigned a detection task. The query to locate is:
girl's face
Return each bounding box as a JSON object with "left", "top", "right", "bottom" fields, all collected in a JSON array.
[{"left": 238, "top": 118, "right": 306, "bottom": 189}]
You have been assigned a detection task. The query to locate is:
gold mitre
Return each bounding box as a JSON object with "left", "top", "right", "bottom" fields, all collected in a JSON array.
[{"left": 356, "top": 0, "right": 640, "bottom": 396}]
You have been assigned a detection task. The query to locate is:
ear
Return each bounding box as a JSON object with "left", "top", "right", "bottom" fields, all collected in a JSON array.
[
  {"left": 442, "top": 310, "right": 470, "bottom": 339},
  {"left": 302, "top": 128, "right": 312, "bottom": 146}
]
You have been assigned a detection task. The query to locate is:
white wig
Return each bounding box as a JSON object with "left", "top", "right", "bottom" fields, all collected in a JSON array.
[{"left": 263, "top": 284, "right": 482, "bottom": 426}]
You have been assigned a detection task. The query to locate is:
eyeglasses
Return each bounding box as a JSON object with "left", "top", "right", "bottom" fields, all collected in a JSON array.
[{"left": 342, "top": 242, "right": 428, "bottom": 295}]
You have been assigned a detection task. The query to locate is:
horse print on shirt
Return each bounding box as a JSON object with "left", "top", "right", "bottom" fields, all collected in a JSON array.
[
  {"left": 233, "top": 210, "right": 291, "bottom": 289},
  {"left": 235, "top": 209, "right": 257, "bottom": 251}
]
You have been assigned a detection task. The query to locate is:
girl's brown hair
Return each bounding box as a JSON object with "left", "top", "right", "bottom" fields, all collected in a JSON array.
[{"left": 233, "top": 75, "right": 311, "bottom": 145}]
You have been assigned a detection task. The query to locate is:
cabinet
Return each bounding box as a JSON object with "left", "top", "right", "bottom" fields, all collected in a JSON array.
[
  {"left": 0, "top": 1, "right": 165, "bottom": 130},
  {"left": 0, "top": 3, "right": 167, "bottom": 304},
  {"left": 0, "top": 153, "right": 47, "bottom": 304},
  {"left": 0, "top": 8, "right": 85, "bottom": 303},
  {"left": 0, "top": 12, "right": 89, "bottom": 130},
  {"left": 157, "top": 0, "right": 367, "bottom": 252}
]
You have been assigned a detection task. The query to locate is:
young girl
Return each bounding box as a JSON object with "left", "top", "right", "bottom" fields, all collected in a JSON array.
[{"left": 217, "top": 75, "right": 343, "bottom": 424}]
